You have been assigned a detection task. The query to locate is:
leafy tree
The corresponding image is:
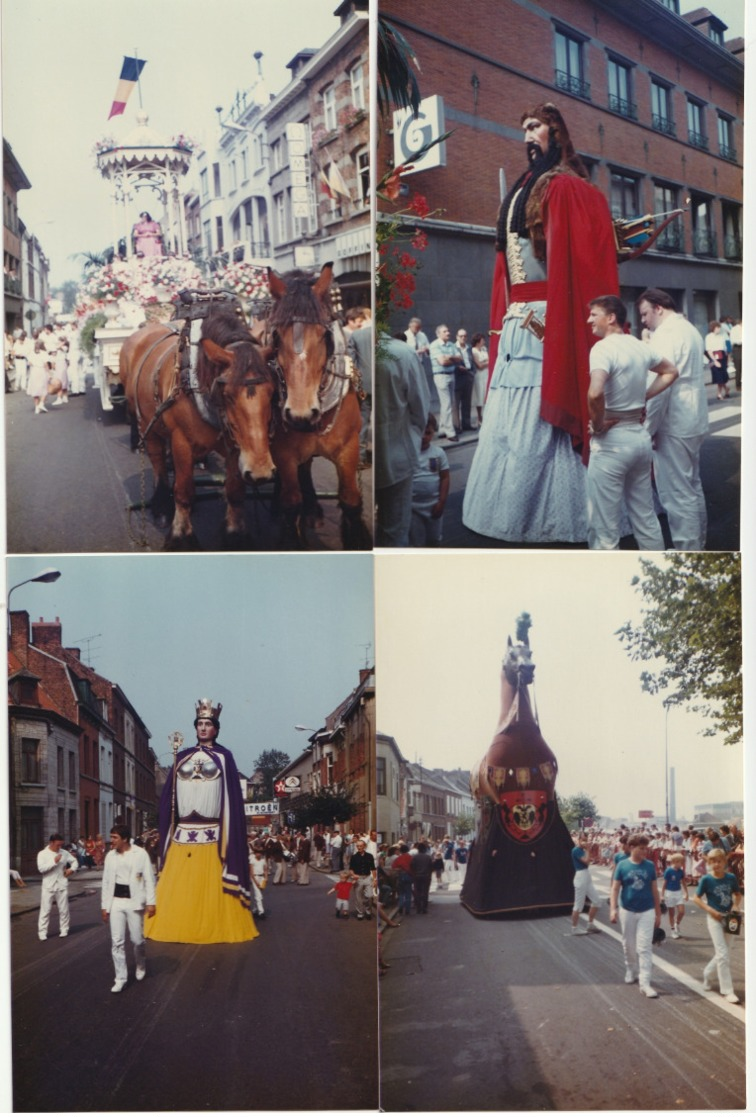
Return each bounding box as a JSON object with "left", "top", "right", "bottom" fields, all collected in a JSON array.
[
  {"left": 252, "top": 749, "right": 291, "bottom": 799},
  {"left": 52, "top": 281, "right": 79, "bottom": 315},
  {"left": 616, "top": 554, "right": 742, "bottom": 746},
  {"left": 558, "top": 793, "right": 599, "bottom": 832},
  {"left": 454, "top": 810, "right": 475, "bottom": 838},
  {"left": 285, "top": 784, "right": 364, "bottom": 831}
]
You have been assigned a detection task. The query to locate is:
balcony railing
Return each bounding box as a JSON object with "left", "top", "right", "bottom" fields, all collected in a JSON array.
[
  {"left": 723, "top": 235, "right": 742, "bottom": 261},
  {"left": 608, "top": 94, "right": 638, "bottom": 120},
  {"left": 655, "top": 225, "right": 684, "bottom": 253},
  {"left": 652, "top": 114, "right": 676, "bottom": 137},
  {"left": 692, "top": 229, "right": 717, "bottom": 257},
  {"left": 555, "top": 70, "right": 591, "bottom": 99},
  {"left": 688, "top": 129, "right": 709, "bottom": 151},
  {"left": 719, "top": 143, "right": 737, "bottom": 162},
  {"left": 4, "top": 275, "right": 22, "bottom": 296}
]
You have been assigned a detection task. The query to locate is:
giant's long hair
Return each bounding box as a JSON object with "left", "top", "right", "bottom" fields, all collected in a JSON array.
[{"left": 495, "top": 103, "right": 589, "bottom": 254}]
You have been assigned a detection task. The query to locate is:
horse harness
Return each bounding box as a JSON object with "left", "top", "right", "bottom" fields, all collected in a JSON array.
[
  {"left": 133, "top": 291, "right": 271, "bottom": 450},
  {"left": 268, "top": 316, "right": 363, "bottom": 435}
]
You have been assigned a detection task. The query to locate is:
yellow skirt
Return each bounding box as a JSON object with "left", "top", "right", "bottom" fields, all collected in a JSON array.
[{"left": 144, "top": 843, "right": 258, "bottom": 944}]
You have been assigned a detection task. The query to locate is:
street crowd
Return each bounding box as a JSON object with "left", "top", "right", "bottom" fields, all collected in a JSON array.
[
  {"left": 571, "top": 822, "right": 744, "bottom": 1003},
  {"left": 5, "top": 321, "right": 88, "bottom": 413},
  {"left": 375, "top": 101, "right": 742, "bottom": 551}
]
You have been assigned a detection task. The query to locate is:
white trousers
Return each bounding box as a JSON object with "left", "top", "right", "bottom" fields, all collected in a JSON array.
[
  {"left": 433, "top": 373, "right": 456, "bottom": 437},
  {"left": 652, "top": 432, "right": 707, "bottom": 551},
  {"left": 587, "top": 427, "right": 664, "bottom": 551},
  {"left": 703, "top": 913, "right": 734, "bottom": 995},
  {"left": 251, "top": 880, "right": 265, "bottom": 915},
  {"left": 619, "top": 907, "right": 655, "bottom": 987},
  {"left": 109, "top": 900, "right": 146, "bottom": 982},
  {"left": 39, "top": 887, "right": 70, "bottom": 937},
  {"left": 573, "top": 869, "right": 600, "bottom": 912}
]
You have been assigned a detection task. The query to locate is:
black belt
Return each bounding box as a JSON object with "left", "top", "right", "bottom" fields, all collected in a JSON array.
[{"left": 114, "top": 883, "right": 131, "bottom": 898}]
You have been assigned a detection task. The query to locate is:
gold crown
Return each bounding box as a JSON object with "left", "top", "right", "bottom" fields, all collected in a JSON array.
[{"left": 195, "top": 698, "right": 222, "bottom": 722}]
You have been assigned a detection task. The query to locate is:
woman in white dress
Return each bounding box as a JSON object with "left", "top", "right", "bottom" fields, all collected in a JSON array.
[{"left": 470, "top": 333, "right": 489, "bottom": 428}]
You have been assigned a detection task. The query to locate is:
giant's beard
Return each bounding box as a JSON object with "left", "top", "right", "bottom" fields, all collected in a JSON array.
[{"left": 496, "top": 138, "right": 563, "bottom": 249}]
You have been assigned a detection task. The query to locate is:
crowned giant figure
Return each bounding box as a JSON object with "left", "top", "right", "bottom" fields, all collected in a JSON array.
[
  {"left": 461, "top": 615, "right": 574, "bottom": 917},
  {"left": 145, "top": 698, "right": 257, "bottom": 943}
]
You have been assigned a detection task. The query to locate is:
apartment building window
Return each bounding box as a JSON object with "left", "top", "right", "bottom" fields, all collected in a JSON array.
[
  {"left": 656, "top": 0, "right": 679, "bottom": 10},
  {"left": 717, "top": 114, "right": 736, "bottom": 161},
  {"left": 57, "top": 747, "right": 64, "bottom": 787},
  {"left": 377, "top": 756, "right": 386, "bottom": 796},
  {"left": 241, "top": 147, "right": 249, "bottom": 181},
  {"left": 200, "top": 168, "right": 209, "bottom": 200},
  {"left": 722, "top": 202, "right": 742, "bottom": 260},
  {"left": 21, "top": 738, "right": 41, "bottom": 783},
  {"left": 215, "top": 216, "right": 224, "bottom": 251},
  {"left": 687, "top": 98, "right": 708, "bottom": 150},
  {"left": 323, "top": 84, "right": 337, "bottom": 131},
  {"left": 203, "top": 219, "right": 212, "bottom": 255},
  {"left": 350, "top": 60, "right": 365, "bottom": 110},
  {"left": 271, "top": 139, "right": 283, "bottom": 172},
  {"left": 554, "top": 28, "right": 590, "bottom": 100},
  {"left": 607, "top": 58, "right": 637, "bottom": 119},
  {"left": 653, "top": 182, "right": 684, "bottom": 251},
  {"left": 213, "top": 163, "right": 222, "bottom": 197},
  {"left": 708, "top": 24, "right": 724, "bottom": 45},
  {"left": 230, "top": 159, "right": 238, "bottom": 191},
  {"left": 651, "top": 79, "right": 675, "bottom": 136},
  {"left": 69, "top": 752, "right": 76, "bottom": 789},
  {"left": 690, "top": 194, "right": 716, "bottom": 256},
  {"left": 356, "top": 148, "right": 370, "bottom": 205},
  {"left": 274, "top": 192, "right": 286, "bottom": 243},
  {"left": 610, "top": 171, "right": 639, "bottom": 219}
]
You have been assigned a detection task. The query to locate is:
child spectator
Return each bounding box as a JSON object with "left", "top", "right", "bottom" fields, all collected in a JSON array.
[
  {"left": 661, "top": 852, "right": 689, "bottom": 938},
  {"left": 694, "top": 848, "right": 742, "bottom": 1004},
  {"left": 409, "top": 415, "right": 450, "bottom": 546},
  {"left": 328, "top": 870, "right": 355, "bottom": 919},
  {"left": 249, "top": 848, "right": 268, "bottom": 920}
]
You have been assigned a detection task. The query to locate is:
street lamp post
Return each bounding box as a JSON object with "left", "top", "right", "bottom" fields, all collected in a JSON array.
[
  {"left": 663, "top": 695, "right": 679, "bottom": 827},
  {"left": 7, "top": 567, "right": 62, "bottom": 644}
]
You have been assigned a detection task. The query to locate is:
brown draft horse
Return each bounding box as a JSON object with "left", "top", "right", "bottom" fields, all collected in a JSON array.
[
  {"left": 267, "top": 262, "right": 372, "bottom": 549},
  {"left": 120, "top": 307, "right": 275, "bottom": 549}
]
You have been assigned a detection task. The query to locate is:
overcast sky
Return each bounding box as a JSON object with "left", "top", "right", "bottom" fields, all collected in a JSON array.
[
  {"left": 7, "top": 554, "right": 374, "bottom": 779},
  {"left": 376, "top": 552, "right": 744, "bottom": 824},
  {"left": 1, "top": 0, "right": 343, "bottom": 286}
]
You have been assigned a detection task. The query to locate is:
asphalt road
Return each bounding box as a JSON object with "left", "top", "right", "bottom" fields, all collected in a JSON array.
[
  {"left": 10, "top": 868, "right": 378, "bottom": 1112},
  {"left": 435, "top": 384, "right": 741, "bottom": 550},
  {"left": 4, "top": 381, "right": 373, "bottom": 553},
  {"left": 379, "top": 866, "right": 745, "bottom": 1111}
]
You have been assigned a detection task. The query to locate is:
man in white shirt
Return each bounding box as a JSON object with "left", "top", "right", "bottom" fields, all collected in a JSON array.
[
  {"left": 101, "top": 825, "right": 156, "bottom": 993},
  {"left": 586, "top": 295, "right": 679, "bottom": 550},
  {"left": 637, "top": 288, "right": 709, "bottom": 550},
  {"left": 37, "top": 833, "right": 77, "bottom": 940}
]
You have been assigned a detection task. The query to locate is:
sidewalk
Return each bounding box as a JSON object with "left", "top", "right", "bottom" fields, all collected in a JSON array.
[{"left": 9, "top": 868, "right": 103, "bottom": 917}]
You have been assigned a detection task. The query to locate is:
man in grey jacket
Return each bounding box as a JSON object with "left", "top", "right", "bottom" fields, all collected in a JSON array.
[{"left": 101, "top": 824, "right": 157, "bottom": 993}]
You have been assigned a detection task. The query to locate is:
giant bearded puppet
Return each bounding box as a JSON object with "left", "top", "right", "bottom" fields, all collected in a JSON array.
[
  {"left": 462, "top": 102, "right": 620, "bottom": 544},
  {"left": 461, "top": 615, "right": 574, "bottom": 917},
  {"left": 145, "top": 698, "right": 257, "bottom": 944}
]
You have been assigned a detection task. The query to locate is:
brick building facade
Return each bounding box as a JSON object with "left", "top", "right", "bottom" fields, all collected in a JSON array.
[
  {"left": 378, "top": 0, "right": 743, "bottom": 338},
  {"left": 8, "top": 611, "right": 157, "bottom": 871}
]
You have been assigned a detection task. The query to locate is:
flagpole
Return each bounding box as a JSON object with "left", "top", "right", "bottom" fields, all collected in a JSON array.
[{"left": 135, "top": 47, "right": 143, "bottom": 109}]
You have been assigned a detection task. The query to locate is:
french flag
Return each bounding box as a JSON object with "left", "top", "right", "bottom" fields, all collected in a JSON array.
[{"left": 108, "top": 56, "right": 146, "bottom": 120}]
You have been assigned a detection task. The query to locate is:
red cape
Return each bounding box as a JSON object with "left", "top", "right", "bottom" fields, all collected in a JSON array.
[{"left": 488, "top": 174, "right": 619, "bottom": 463}]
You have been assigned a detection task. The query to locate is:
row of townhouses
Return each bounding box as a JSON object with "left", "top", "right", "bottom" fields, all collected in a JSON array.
[
  {"left": 272, "top": 667, "right": 375, "bottom": 834},
  {"left": 3, "top": 139, "right": 50, "bottom": 337},
  {"left": 8, "top": 610, "right": 157, "bottom": 875},
  {"left": 377, "top": 732, "right": 475, "bottom": 846}
]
